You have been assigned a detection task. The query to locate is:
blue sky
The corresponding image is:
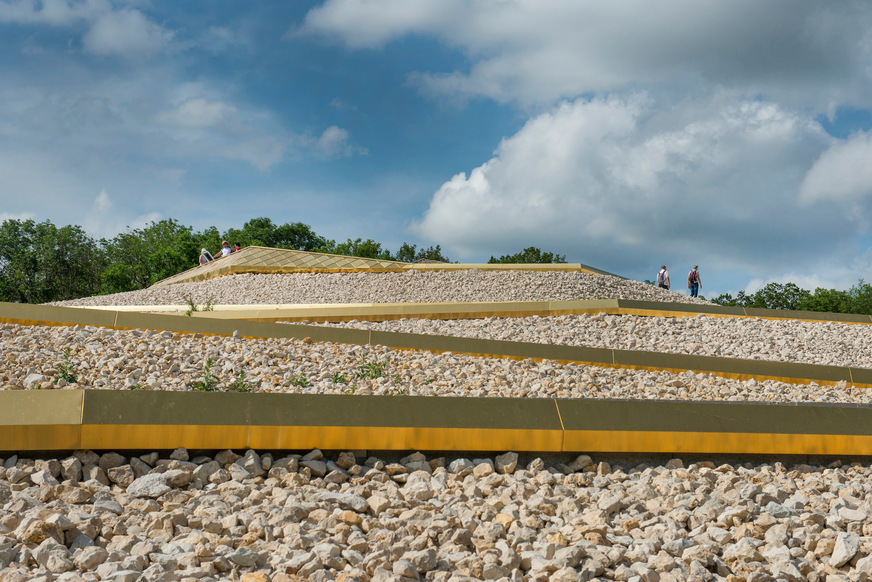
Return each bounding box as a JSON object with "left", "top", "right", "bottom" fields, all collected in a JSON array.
[{"left": 2, "top": 1, "right": 872, "bottom": 298}]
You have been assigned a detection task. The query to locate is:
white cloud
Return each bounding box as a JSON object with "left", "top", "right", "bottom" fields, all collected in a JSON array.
[
  {"left": 82, "top": 9, "right": 173, "bottom": 56},
  {"left": 220, "top": 137, "right": 286, "bottom": 171},
  {"left": 300, "top": 1, "right": 872, "bottom": 108},
  {"left": 0, "top": 0, "right": 110, "bottom": 26},
  {"left": 1, "top": 1, "right": 174, "bottom": 57},
  {"left": 314, "top": 125, "right": 367, "bottom": 158},
  {"left": 413, "top": 96, "right": 841, "bottom": 277},
  {"left": 0, "top": 211, "right": 34, "bottom": 222},
  {"left": 799, "top": 132, "right": 872, "bottom": 204},
  {"left": 155, "top": 98, "right": 237, "bottom": 129},
  {"left": 82, "top": 189, "right": 162, "bottom": 238}
]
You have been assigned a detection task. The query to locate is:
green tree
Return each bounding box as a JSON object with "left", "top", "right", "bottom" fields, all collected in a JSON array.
[
  {"left": 224, "top": 217, "right": 330, "bottom": 251},
  {"left": 0, "top": 219, "right": 103, "bottom": 303},
  {"left": 102, "top": 219, "right": 197, "bottom": 293},
  {"left": 320, "top": 238, "right": 394, "bottom": 260},
  {"left": 488, "top": 247, "right": 567, "bottom": 264},
  {"left": 395, "top": 243, "right": 451, "bottom": 263}
]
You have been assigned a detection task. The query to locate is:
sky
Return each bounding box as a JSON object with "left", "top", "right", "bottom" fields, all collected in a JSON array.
[{"left": 2, "top": 1, "right": 872, "bottom": 298}]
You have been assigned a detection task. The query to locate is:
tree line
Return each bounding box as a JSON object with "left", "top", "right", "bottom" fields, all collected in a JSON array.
[
  {"left": 0, "top": 217, "right": 565, "bottom": 304},
  {"left": 710, "top": 281, "right": 872, "bottom": 315}
]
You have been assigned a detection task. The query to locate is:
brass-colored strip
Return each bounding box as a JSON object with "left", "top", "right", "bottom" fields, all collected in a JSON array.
[{"left": 562, "top": 430, "right": 872, "bottom": 456}]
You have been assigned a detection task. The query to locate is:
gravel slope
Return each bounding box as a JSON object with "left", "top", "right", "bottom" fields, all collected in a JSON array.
[
  {"left": 5, "top": 271, "right": 872, "bottom": 581},
  {"left": 317, "top": 312, "right": 872, "bottom": 369},
  {"left": 51, "top": 271, "right": 710, "bottom": 307}
]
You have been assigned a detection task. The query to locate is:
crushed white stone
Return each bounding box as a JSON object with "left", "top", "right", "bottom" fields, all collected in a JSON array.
[
  {"left": 4, "top": 270, "right": 871, "bottom": 581},
  {"left": 50, "top": 270, "right": 711, "bottom": 307},
  {"left": 317, "top": 312, "right": 872, "bottom": 369}
]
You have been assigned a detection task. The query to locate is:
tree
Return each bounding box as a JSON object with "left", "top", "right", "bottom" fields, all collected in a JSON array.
[
  {"left": 488, "top": 247, "right": 567, "bottom": 264},
  {"left": 395, "top": 243, "right": 451, "bottom": 263},
  {"left": 0, "top": 219, "right": 103, "bottom": 303},
  {"left": 224, "top": 217, "right": 330, "bottom": 251},
  {"left": 102, "top": 219, "right": 197, "bottom": 293},
  {"left": 320, "top": 238, "right": 394, "bottom": 260}
]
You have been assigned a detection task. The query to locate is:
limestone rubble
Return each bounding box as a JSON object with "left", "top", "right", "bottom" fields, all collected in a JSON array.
[{"left": 2, "top": 270, "right": 871, "bottom": 580}]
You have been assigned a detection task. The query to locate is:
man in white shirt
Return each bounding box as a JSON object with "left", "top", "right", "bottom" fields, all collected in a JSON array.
[{"left": 656, "top": 266, "right": 670, "bottom": 290}]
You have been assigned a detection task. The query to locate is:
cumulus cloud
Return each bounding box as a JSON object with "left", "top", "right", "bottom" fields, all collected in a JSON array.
[
  {"left": 155, "top": 98, "right": 237, "bottom": 129},
  {"left": 82, "top": 189, "right": 161, "bottom": 238},
  {"left": 82, "top": 9, "right": 173, "bottom": 56},
  {"left": 300, "top": 1, "right": 872, "bottom": 108},
  {"left": 800, "top": 131, "right": 872, "bottom": 204},
  {"left": 412, "top": 96, "right": 842, "bottom": 276},
  {"left": 0, "top": 1, "right": 174, "bottom": 57},
  {"left": 220, "top": 137, "right": 286, "bottom": 171},
  {"left": 0, "top": 0, "right": 110, "bottom": 26},
  {"left": 314, "top": 126, "right": 367, "bottom": 158}
]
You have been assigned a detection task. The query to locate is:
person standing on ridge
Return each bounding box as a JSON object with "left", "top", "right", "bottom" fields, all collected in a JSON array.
[
  {"left": 687, "top": 265, "right": 702, "bottom": 297},
  {"left": 656, "top": 265, "right": 670, "bottom": 290}
]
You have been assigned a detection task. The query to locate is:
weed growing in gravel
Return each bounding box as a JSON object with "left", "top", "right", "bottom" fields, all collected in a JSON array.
[
  {"left": 357, "top": 354, "right": 387, "bottom": 380},
  {"left": 230, "top": 369, "right": 253, "bottom": 392},
  {"left": 330, "top": 372, "right": 349, "bottom": 384},
  {"left": 130, "top": 384, "right": 145, "bottom": 390},
  {"left": 184, "top": 296, "right": 216, "bottom": 316},
  {"left": 290, "top": 373, "right": 312, "bottom": 387},
  {"left": 194, "top": 358, "right": 219, "bottom": 391},
  {"left": 345, "top": 383, "right": 358, "bottom": 394},
  {"left": 54, "top": 347, "right": 78, "bottom": 385}
]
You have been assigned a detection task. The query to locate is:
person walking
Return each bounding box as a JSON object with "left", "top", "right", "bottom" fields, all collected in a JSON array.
[
  {"left": 656, "top": 266, "right": 670, "bottom": 290},
  {"left": 687, "top": 265, "right": 702, "bottom": 297}
]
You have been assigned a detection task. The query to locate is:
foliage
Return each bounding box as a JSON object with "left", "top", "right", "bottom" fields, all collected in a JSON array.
[
  {"left": 319, "top": 238, "right": 394, "bottom": 260},
  {"left": 194, "top": 358, "right": 219, "bottom": 391},
  {"left": 183, "top": 296, "right": 215, "bottom": 316},
  {"left": 488, "top": 246, "right": 567, "bottom": 264},
  {"left": 290, "top": 373, "right": 312, "bottom": 387},
  {"left": 54, "top": 347, "right": 78, "bottom": 384},
  {"left": 395, "top": 243, "right": 451, "bottom": 263},
  {"left": 0, "top": 219, "right": 104, "bottom": 303},
  {"left": 330, "top": 372, "right": 349, "bottom": 384},
  {"left": 101, "top": 219, "right": 197, "bottom": 293},
  {"left": 356, "top": 354, "right": 387, "bottom": 380},
  {"left": 711, "top": 279, "right": 872, "bottom": 315},
  {"left": 230, "top": 369, "right": 253, "bottom": 392}
]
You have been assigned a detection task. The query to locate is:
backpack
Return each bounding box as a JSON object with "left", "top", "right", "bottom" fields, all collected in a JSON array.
[
  {"left": 657, "top": 271, "right": 665, "bottom": 286},
  {"left": 689, "top": 270, "right": 698, "bottom": 284}
]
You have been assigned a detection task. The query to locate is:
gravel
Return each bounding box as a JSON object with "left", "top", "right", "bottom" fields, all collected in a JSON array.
[
  {"left": 4, "top": 270, "right": 872, "bottom": 581},
  {"left": 50, "top": 270, "right": 711, "bottom": 308},
  {"left": 316, "top": 312, "right": 872, "bottom": 369}
]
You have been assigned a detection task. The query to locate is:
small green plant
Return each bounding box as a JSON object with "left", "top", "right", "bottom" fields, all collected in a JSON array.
[
  {"left": 184, "top": 296, "right": 198, "bottom": 316},
  {"left": 392, "top": 374, "right": 402, "bottom": 384},
  {"left": 55, "top": 347, "right": 78, "bottom": 384},
  {"left": 330, "top": 372, "right": 349, "bottom": 384},
  {"left": 344, "top": 383, "right": 358, "bottom": 394},
  {"left": 290, "top": 373, "right": 311, "bottom": 387},
  {"left": 357, "top": 354, "right": 387, "bottom": 380},
  {"left": 130, "top": 384, "right": 145, "bottom": 390},
  {"left": 184, "top": 296, "right": 216, "bottom": 316},
  {"left": 230, "top": 369, "right": 252, "bottom": 392},
  {"left": 394, "top": 386, "right": 408, "bottom": 395},
  {"left": 194, "top": 358, "right": 219, "bottom": 391}
]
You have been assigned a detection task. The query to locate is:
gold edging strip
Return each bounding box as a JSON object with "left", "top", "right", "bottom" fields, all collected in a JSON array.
[{"left": 563, "top": 430, "right": 872, "bottom": 456}]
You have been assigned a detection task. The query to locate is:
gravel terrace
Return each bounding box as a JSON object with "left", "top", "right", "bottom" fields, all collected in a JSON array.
[
  {"left": 4, "top": 270, "right": 872, "bottom": 581},
  {"left": 51, "top": 271, "right": 711, "bottom": 308}
]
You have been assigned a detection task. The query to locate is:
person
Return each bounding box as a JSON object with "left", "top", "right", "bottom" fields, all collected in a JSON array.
[
  {"left": 233, "top": 242, "right": 241, "bottom": 252},
  {"left": 656, "top": 265, "right": 670, "bottom": 290},
  {"left": 687, "top": 265, "right": 702, "bottom": 297},
  {"left": 218, "top": 241, "right": 232, "bottom": 258},
  {"left": 199, "top": 248, "right": 214, "bottom": 265}
]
